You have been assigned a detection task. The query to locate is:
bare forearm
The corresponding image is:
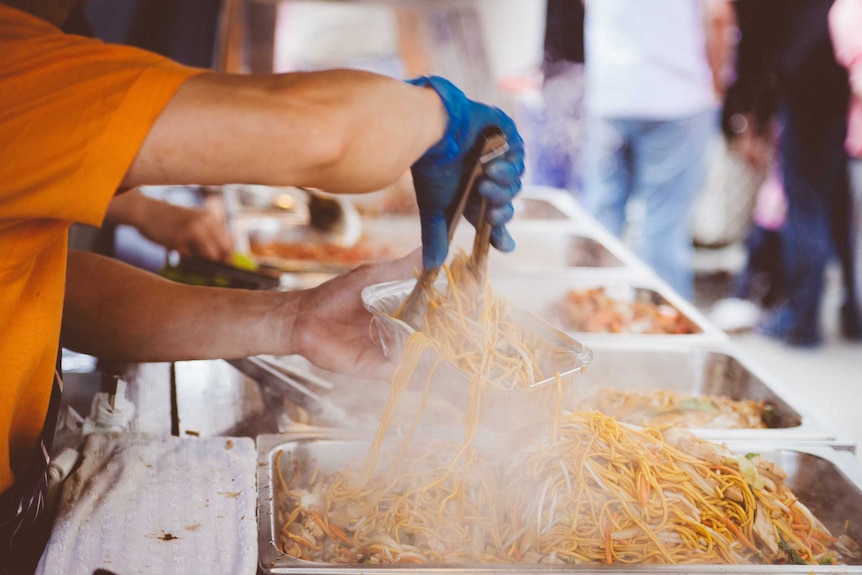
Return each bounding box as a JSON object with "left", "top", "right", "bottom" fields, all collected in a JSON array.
[
  {"left": 704, "top": 0, "right": 735, "bottom": 97},
  {"left": 104, "top": 189, "right": 150, "bottom": 228},
  {"left": 124, "top": 69, "right": 447, "bottom": 193},
  {"left": 63, "top": 249, "right": 421, "bottom": 378},
  {"left": 103, "top": 189, "right": 235, "bottom": 259},
  {"left": 62, "top": 251, "right": 296, "bottom": 362}
]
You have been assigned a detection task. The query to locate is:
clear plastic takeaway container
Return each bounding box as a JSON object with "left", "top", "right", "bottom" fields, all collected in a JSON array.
[{"left": 361, "top": 279, "right": 593, "bottom": 432}]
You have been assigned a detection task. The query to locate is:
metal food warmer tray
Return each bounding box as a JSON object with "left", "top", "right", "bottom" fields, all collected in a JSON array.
[
  {"left": 222, "top": 182, "right": 645, "bottom": 277},
  {"left": 230, "top": 337, "right": 845, "bottom": 449},
  {"left": 222, "top": 184, "right": 589, "bottom": 226},
  {"left": 488, "top": 271, "right": 727, "bottom": 344},
  {"left": 510, "top": 187, "right": 659, "bottom": 272},
  {"left": 226, "top": 215, "right": 638, "bottom": 287},
  {"left": 256, "top": 432, "right": 862, "bottom": 574},
  {"left": 565, "top": 340, "right": 849, "bottom": 446},
  {"left": 452, "top": 219, "right": 642, "bottom": 274},
  {"left": 512, "top": 185, "right": 615, "bottom": 230},
  {"left": 347, "top": 185, "right": 589, "bottom": 225}
]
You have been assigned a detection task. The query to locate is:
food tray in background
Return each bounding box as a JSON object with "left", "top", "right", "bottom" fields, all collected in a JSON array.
[
  {"left": 230, "top": 209, "right": 634, "bottom": 280},
  {"left": 450, "top": 221, "right": 636, "bottom": 272},
  {"left": 566, "top": 341, "right": 847, "bottom": 445},
  {"left": 221, "top": 183, "right": 584, "bottom": 222},
  {"left": 221, "top": 184, "right": 311, "bottom": 217},
  {"left": 513, "top": 195, "right": 572, "bottom": 221},
  {"left": 233, "top": 212, "right": 629, "bottom": 275},
  {"left": 513, "top": 185, "right": 653, "bottom": 246},
  {"left": 257, "top": 433, "right": 862, "bottom": 574},
  {"left": 487, "top": 272, "right": 726, "bottom": 343},
  {"left": 513, "top": 185, "right": 605, "bottom": 228},
  {"left": 348, "top": 179, "right": 419, "bottom": 217},
  {"left": 225, "top": 184, "right": 637, "bottom": 275},
  {"left": 346, "top": 182, "right": 594, "bottom": 222},
  {"left": 230, "top": 214, "right": 419, "bottom": 273},
  {"left": 222, "top": 184, "right": 635, "bottom": 273}
]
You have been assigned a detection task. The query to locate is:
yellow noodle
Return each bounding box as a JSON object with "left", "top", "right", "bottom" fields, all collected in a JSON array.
[{"left": 273, "top": 253, "right": 857, "bottom": 566}]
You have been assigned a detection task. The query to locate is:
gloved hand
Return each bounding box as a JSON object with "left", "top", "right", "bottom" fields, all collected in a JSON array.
[{"left": 408, "top": 76, "right": 525, "bottom": 269}]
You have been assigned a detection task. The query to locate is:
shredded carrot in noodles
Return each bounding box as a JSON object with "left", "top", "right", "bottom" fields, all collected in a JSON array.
[{"left": 274, "top": 253, "right": 859, "bottom": 566}]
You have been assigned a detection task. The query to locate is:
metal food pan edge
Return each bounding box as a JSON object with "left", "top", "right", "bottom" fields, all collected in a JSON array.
[
  {"left": 489, "top": 270, "right": 728, "bottom": 344},
  {"left": 570, "top": 338, "right": 847, "bottom": 445},
  {"left": 256, "top": 433, "right": 862, "bottom": 575},
  {"left": 492, "top": 218, "right": 648, "bottom": 273}
]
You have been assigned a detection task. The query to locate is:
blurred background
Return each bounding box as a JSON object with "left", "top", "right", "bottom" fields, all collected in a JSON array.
[{"left": 72, "top": 0, "right": 861, "bottom": 455}]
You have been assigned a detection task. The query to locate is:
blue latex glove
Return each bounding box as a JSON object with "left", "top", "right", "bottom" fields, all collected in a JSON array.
[{"left": 408, "top": 76, "right": 525, "bottom": 270}]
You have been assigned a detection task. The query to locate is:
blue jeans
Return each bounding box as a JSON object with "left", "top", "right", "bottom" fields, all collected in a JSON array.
[
  {"left": 580, "top": 110, "right": 716, "bottom": 299},
  {"left": 763, "top": 106, "right": 860, "bottom": 344}
]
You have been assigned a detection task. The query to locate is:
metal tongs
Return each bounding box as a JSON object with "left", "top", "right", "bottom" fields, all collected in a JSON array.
[
  {"left": 399, "top": 127, "right": 510, "bottom": 330},
  {"left": 227, "top": 355, "right": 351, "bottom": 426}
]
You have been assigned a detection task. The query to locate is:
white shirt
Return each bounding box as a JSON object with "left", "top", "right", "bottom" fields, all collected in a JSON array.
[{"left": 584, "top": 0, "right": 716, "bottom": 119}]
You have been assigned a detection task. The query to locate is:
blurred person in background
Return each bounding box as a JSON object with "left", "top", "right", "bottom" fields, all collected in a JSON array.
[
  {"left": 723, "top": 0, "right": 860, "bottom": 346},
  {"left": 579, "top": 0, "right": 732, "bottom": 300},
  {"left": 530, "top": 0, "right": 586, "bottom": 194},
  {"left": 830, "top": 0, "right": 862, "bottom": 323},
  {"left": 0, "top": 2, "right": 525, "bottom": 572},
  {"left": 708, "top": 155, "right": 788, "bottom": 332}
]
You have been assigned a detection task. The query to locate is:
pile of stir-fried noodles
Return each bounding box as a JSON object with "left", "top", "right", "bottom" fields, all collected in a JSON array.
[{"left": 273, "top": 253, "right": 859, "bottom": 566}]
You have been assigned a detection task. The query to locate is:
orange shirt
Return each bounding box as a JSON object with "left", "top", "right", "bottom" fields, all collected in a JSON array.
[{"left": 0, "top": 4, "right": 205, "bottom": 494}]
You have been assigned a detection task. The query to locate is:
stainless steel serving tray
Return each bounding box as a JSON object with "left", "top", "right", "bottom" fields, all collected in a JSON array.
[
  {"left": 450, "top": 221, "right": 634, "bottom": 272},
  {"left": 514, "top": 195, "right": 573, "bottom": 221},
  {"left": 302, "top": 183, "right": 587, "bottom": 223},
  {"left": 225, "top": 184, "right": 638, "bottom": 278},
  {"left": 220, "top": 183, "right": 303, "bottom": 218},
  {"left": 230, "top": 213, "right": 411, "bottom": 274},
  {"left": 257, "top": 433, "right": 862, "bottom": 574},
  {"left": 509, "top": 186, "right": 606, "bottom": 226},
  {"left": 488, "top": 272, "right": 726, "bottom": 343},
  {"left": 512, "top": 185, "right": 607, "bottom": 230},
  {"left": 211, "top": 340, "right": 844, "bottom": 446},
  {"left": 567, "top": 340, "right": 846, "bottom": 444},
  {"left": 231, "top": 209, "right": 632, "bottom": 277}
]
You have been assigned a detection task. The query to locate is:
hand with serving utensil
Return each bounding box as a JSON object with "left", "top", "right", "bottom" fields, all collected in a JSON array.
[
  {"left": 407, "top": 76, "right": 525, "bottom": 270},
  {"left": 105, "top": 188, "right": 235, "bottom": 263},
  {"left": 62, "top": 249, "right": 422, "bottom": 381}
]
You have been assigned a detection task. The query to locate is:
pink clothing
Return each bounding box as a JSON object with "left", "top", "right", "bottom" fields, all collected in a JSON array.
[
  {"left": 753, "top": 166, "right": 787, "bottom": 231},
  {"left": 830, "top": 0, "right": 862, "bottom": 158}
]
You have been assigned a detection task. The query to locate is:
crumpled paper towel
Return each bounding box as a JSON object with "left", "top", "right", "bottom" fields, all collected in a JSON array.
[
  {"left": 81, "top": 379, "right": 136, "bottom": 435},
  {"left": 37, "top": 432, "right": 257, "bottom": 575}
]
